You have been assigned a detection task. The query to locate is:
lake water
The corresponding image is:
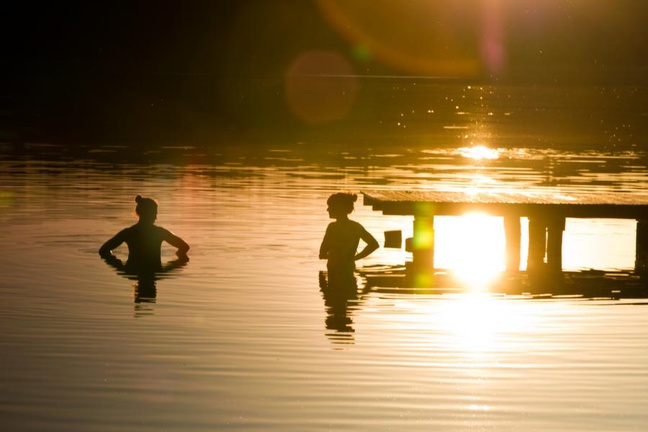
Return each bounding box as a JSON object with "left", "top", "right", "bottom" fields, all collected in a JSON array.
[{"left": 2, "top": 82, "right": 648, "bottom": 431}]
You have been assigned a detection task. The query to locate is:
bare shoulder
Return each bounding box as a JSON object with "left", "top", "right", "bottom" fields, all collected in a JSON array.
[
  {"left": 349, "top": 219, "right": 367, "bottom": 231},
  {"left": 155, "top": 225, "right": 176, "bottom": 238},
  {"left": 155, "top": 225, "right": 170, "bottom": 234},
  {"left": 115, "top": 225, "right": 135, "bottom": 238}
]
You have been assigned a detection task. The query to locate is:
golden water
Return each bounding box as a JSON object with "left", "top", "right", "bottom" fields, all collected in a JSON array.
[
  {"left": 5, "top": 78, "right": 648, "bottom": 430},
  {"left": 2, "top": 140, "right": 647, "bottom": 431}
]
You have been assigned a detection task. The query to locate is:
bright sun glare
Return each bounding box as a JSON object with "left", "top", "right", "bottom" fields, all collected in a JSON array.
[
  {"left": 437, "top": 294, "right": 538, "bottom": 354},
  {"left": 435, "top": 213, "right": 505, "bottom": 289},
  {"left": 460, "top": 145, "right": 500, "bottom": 160},
  {"left": 400, "top": 293, "right": 540, "bottom": 355}
]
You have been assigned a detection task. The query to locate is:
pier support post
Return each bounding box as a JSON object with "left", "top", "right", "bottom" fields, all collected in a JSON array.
[
  {"left": 504, "top": 215, "right": 521, "bottom": 272},
  {"left": 526, "top": 216, "right": 565, "bottom": 271},
  {"left": 635, "top": 220, "right": 648, "bottom": 275},
  {"left": 411, "top": 205, "right": 435, "bottom": 271},
  {"left": 527, "top": 217, "right": 547, "bottom": 273},
  {"left": 527, "top": 215, "right": 565, "bottom": 290},
  {"left": 546, "top": 216, "right": 565, "bottom": 272}
]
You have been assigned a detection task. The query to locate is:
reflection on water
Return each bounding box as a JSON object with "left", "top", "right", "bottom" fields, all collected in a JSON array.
[
  {"left": 319, "top": 271, "right": 358, "bottom": 344},
  {"left": 400, "top": 293, "right": 541, "bottom": 355},
  {"left": 100, "top": 253, "right": 189, "bottom": 316},
  {"left": 3, "top": 85, "right": 648, "bottom": 430}
]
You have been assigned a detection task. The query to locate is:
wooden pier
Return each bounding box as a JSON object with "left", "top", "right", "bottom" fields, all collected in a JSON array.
[{"left": 362, "top": 190, "right": 648, "bottom": 294}]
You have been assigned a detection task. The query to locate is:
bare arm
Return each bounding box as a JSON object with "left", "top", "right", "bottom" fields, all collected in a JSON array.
[
  {"left": 319, "top": 225, "right": 332, "bottom": 260},
  {"left": 99, "top": 230, "right": 126, "bottom": 258},
  {"left": 163, "top": 230, "right": 190, "bottom": 258},
  {"left": 354, "top": 227, "right": 379, "bottom": 261},
  {"left": 100, "top": 252, "right": 126, "bottom": 272}
]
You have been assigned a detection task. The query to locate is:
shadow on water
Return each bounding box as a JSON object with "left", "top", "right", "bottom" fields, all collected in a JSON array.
[{"left": 101, "top": 254, "right": 188, "bottom": 315}]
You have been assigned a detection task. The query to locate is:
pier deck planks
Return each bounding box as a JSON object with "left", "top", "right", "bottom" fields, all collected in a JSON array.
[{"left": 363, "top": 190, "right": 648, "bottom": 219}]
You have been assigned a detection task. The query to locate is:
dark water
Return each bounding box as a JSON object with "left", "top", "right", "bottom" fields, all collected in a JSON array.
[{"left": 2, "top": 83, "right": 648, "bottom": 431}]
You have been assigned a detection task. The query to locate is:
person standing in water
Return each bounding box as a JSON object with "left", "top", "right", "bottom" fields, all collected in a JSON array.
[
  {"left": 319, "top": 192, "right": 379, "bottom": 280},
  {"left": 99, "top": 195, "right": 189, "bottom": 270}
]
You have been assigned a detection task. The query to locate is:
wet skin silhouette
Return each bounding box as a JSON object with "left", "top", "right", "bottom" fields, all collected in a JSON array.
[
  {"left": 318, "top": 193, "right": 379, "bottom": 342},
  {"left": 319, "top": 192, "right": 379, "bottom": 277},
  {"left": 99, "top": 195, "right": 190, "bottom": 302},
  {"left": 99, "top": 196, "right": 189, "bottom": 268}
]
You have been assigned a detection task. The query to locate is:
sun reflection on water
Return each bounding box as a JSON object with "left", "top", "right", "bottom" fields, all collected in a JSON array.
[
  {"left": 438, "top": 294, "right": 511, "bottom": 353},
  {"left": 459, "top": 145, "right": 500, "bottom": 160},
  {"left": 399, "top": 293, "right": 541, "bottom": 356}
]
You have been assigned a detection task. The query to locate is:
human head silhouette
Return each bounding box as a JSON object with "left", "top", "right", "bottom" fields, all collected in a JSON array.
[
  {"left": 135, "top": 195, "right": 158, "bottom": 224},
  {"left": 327, "top": 192, "right": 357, "bottom": 218}
]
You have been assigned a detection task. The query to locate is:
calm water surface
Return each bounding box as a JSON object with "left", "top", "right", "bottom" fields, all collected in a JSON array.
[{"left": 3, "top": 85, "right": 648, "bottom": 431}]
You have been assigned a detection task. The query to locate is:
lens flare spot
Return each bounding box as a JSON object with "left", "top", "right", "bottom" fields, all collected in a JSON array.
[
  {"left": 285, "top": 51, "right": 359, "bottom": 125},
  {"left": 315, "top": 0, "right": 483, "bottom": 76}
]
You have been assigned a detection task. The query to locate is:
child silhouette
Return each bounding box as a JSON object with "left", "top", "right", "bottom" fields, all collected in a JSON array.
[
  {"left": 99, "top": 195, "right": 189, "bottom": 270},
  {"left": 319, "top": 193, "right": 379, "bottom": 279}
]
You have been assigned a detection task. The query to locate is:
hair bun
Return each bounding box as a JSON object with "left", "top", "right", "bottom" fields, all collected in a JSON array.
[
  {"left": 352, "top": 194, "right": 358, "bottom": 203},
  {"left": 135, "top": 195, "right": 143, "bottom": 203}
]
